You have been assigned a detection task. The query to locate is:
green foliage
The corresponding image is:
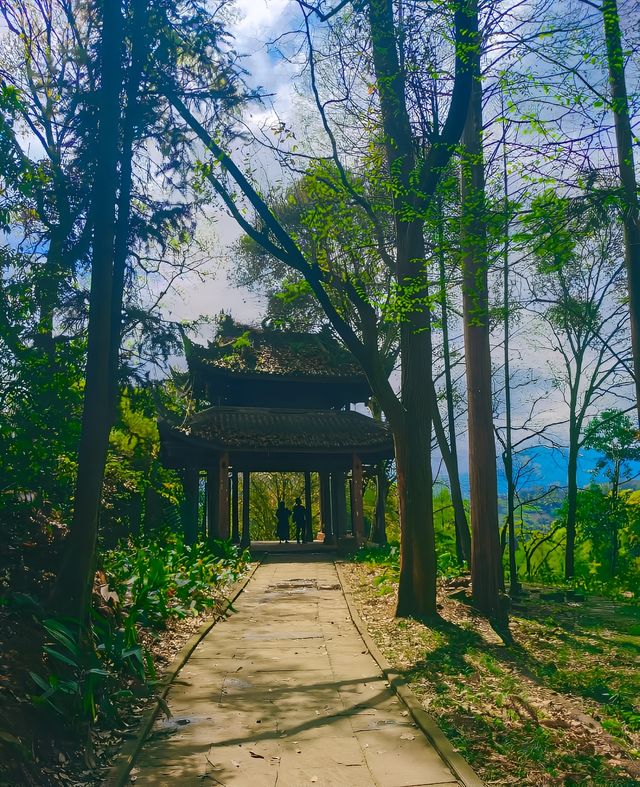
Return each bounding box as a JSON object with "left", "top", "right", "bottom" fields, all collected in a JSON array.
[
  {"left": 584, "top": 409, "right": 640, "bottom": 485},
  {"left": 0, "top": 254, "right": 86, "bottom": 516},
  {"left": 102, "top": 531, "right": 250, "bottom": 628},
  {"left": 247, "top": 472, "right": 310, "bottom": 540},
  {"left": 571, "top": 486, "right": 640, "bottom": 583},
  {"left": 30, "top": 532, "right": 249, "bottom": 728},
  {"left": 101, "top": 389, "right": 183, "bottom": 541},
  {"left": 31, "top": 619, "right": 113, "bottom": 724},
  {"left": 232, "top": 330, "right": 253, "bottom": 350},
  {"left": 30, "top": 616, "right": 143, "bottom": 727},
  {"left": 519, "top": 190, "right": 578, "bottom": 273}
]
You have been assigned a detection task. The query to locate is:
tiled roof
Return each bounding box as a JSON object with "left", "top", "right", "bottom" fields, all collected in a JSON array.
[
  {"left": 187, "top": 321, "right": 365, "bottom": 380},
  {"left": 175, "top": 406, "right": 393, "bottom": 453}
]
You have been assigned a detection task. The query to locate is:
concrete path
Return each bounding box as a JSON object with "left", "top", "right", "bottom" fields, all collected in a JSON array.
[{"left": 132, "top": 556, "right": 463, "bottom": 786}]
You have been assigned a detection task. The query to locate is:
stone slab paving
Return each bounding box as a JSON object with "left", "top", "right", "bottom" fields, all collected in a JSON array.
[{"left": 132, "top": 556, "right": 462, "bottom": 787}]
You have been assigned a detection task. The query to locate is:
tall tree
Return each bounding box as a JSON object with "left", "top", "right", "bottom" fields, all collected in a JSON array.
[
  {"left": 524, "top": 190, "right": 631, "bottom": 579},
  {"left": 459, "top": 2, "right": 503, "bottom": 617},
  {"left": 498, "top": 97, "right": 519, "bottom": 596},
  {"left": 601, "top": 0, "right": 640, "bottom": 422},
  {"left": 583, "top": 408, "right": 640, "bottom": 575},
  {"left": 52, "top": 0, "right": 124, "bottom": 617}
]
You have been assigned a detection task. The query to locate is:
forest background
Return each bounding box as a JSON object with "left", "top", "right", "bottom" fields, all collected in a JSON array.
[{"left": 1, "top": 0, "right": 640, "bottom": 783}]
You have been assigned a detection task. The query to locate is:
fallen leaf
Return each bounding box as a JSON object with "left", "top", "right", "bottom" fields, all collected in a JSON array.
[{"left": 400, "top": 733, "right": 415, "bottom": 740}]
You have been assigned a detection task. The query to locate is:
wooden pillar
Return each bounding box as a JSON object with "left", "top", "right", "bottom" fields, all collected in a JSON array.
[
  {"left": 180, "top": 468, "right": 199, "bottom": 545},
  {"left": 219, "top": 454, "right": 230, "bottom": 540},
  {"left": 231, "top": 469, "right": 240, "bottom": 544},
  {"left": 206, "top": 468, "right": 217, "bottom": 543},
  {"left": 320, "top": 471, "right": 334, "bottom": 544},
  {"left": 330, "top": 471, "right": 347, "bottom": 542},
  {"left": 351, "top": 455, "right": 365, "bottom": 544},
  {"left": 207, "top": 453, "right": 230, "bottom": 542},
  {"left": 200, "top": 474, "right": 207, "bottom": 538},
  {"left": 304, "top": 471, "right": 313, "bottom": 542},
  {"left": 241, "top": 471, "right": 251, "bottom": 547}
]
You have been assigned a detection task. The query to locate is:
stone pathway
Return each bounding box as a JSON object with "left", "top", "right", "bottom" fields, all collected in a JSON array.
[{"left": 132, "top": 556, "right": 464, "bottom": 786}]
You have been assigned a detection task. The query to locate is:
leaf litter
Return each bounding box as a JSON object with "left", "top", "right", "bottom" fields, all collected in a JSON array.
[{"left": 342, "top": 562, "right": 640, "bottom": 787}]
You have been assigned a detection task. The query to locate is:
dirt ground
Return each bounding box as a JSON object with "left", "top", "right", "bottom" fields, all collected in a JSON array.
[{"left": 341, "top": 562, "right": 640, "bottom": 787}]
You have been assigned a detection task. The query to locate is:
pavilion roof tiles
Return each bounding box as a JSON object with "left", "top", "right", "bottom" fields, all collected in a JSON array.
[
  {"left": 187, "top": 319, "right": 365, "bottom": 381},
  {"left": 172, "top": 406, "right": 393, "bottom": 454}
]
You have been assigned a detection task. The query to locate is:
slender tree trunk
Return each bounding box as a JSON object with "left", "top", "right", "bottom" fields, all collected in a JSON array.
[
  {"left": 436, "top": 196, "right": 471, "bottom": 563},
  {"left": 110, "top": 0, "right": 149, "bottom": 419},
  {"left": 51, "top": 0, "right": 123, "bottom": 619},
  {"left": 369, "top": 0, "right": 438, "bottom": 617},
  {"left": 500, "top": 101, "right": 519, "bottom": 596},
  {"left": 602, "top": 0, "right": 640, "bottom": 421},
  {"left": 372, "top": 461, "right": 389, "bottom": 545},
  {"left": 460, "top": 30, "right": 503, "bottom": 618},
  {"left": 564, "top": 425, "right": 579, "bottom": 580},
  {"left": 610, "top": 462, "right": 620, "bottom": 576},
  {"left": 431, "top": 385, "right": 470, "bottom": 562}
]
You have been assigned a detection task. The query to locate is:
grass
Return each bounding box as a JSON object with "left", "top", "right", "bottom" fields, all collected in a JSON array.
[{"left": 343, "top": 559, "right": 640, "bottom": 786}]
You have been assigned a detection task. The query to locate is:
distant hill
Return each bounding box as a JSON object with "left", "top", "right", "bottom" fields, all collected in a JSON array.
[{"left": 453, "top": 444, "right": 640, "bottom": 498}]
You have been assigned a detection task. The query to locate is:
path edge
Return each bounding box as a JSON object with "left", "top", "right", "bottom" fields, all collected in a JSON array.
[
  {"left": 102, "top": 561, "right": 260, "bottom": 787},
  {"left": 335, "top": 562, "right": 485, "bottom": 787}
]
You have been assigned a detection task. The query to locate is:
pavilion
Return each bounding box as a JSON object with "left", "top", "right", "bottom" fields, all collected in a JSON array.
[{"left": 159, "top": 317, "right": 394, "bottom": 548}]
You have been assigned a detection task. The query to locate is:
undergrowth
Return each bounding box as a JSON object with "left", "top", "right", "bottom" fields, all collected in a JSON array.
[
  {"left": 28, "top": 532, "right": 249, "bottom": 731},
  {"left": 345, "top": 553, "right": 640, "bottom": 786}
]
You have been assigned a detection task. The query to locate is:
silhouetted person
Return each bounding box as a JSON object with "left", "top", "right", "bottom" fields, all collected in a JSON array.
[
  {"left": 276, "top": 500, "right": 291, "bottom": 543},
  {"left": 292, "top": 497, "right": 307, "bottom": 544}
]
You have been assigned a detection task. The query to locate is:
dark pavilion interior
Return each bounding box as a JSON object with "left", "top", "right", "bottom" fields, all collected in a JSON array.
[{"left": 158, "top": 316, "right": 394, "bottom": 548}]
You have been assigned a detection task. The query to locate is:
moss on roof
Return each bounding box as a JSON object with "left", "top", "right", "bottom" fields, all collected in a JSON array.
[{"left": 187, "top": 317, "right": 365, "bottom": 379}]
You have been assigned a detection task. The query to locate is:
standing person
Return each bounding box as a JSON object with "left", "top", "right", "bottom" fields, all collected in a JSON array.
[
  {"left": 292, "top": 497, "right": 307, "bottom": 544},
  {"left": 275, "top": 500, "right": 291, "bottom": 543}
]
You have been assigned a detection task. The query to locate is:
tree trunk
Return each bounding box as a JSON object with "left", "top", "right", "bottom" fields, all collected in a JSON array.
[
  {"left": 564, "top": 430, "right": 579, "bottom": 579},
  {"left": 611, "top": 461, "right": 620, "bottom": 576},
  {"left": 431, "top": 386, "right": 471, "bottom": 563},
  {"left": 372, "top": 462, "right": 389, "bottom": 545},
  {"left": 436, "top": 196, "right": 471, "bottom": 564},
  {"left": 602, "top": 0, "right": 640, "bottom": 422},
  {"left": 394, "top": 410, "right": 437, "bottom": 618},
  {"left": 369, "top": 0, "right": 437, "bottom": 618},
  {"left": 504, "top": 451, "right": 519, "bottom": 595},
  {"left": 109, "top": 0, "right": 149, "bottom": 419},
  {"left": 51, "top": 0, "right": 123, "bottom": 619},
  {"left": 460, "top": 33, "right": 502, "bottom": 618},
  {"left": 501, "top": 103, "right": 519, "bottom": 596}
]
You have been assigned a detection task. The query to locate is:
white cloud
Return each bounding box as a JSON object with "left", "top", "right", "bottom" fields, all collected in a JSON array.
[{"left": 165, "top": 1, "right": 303, "bottom": 328}]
